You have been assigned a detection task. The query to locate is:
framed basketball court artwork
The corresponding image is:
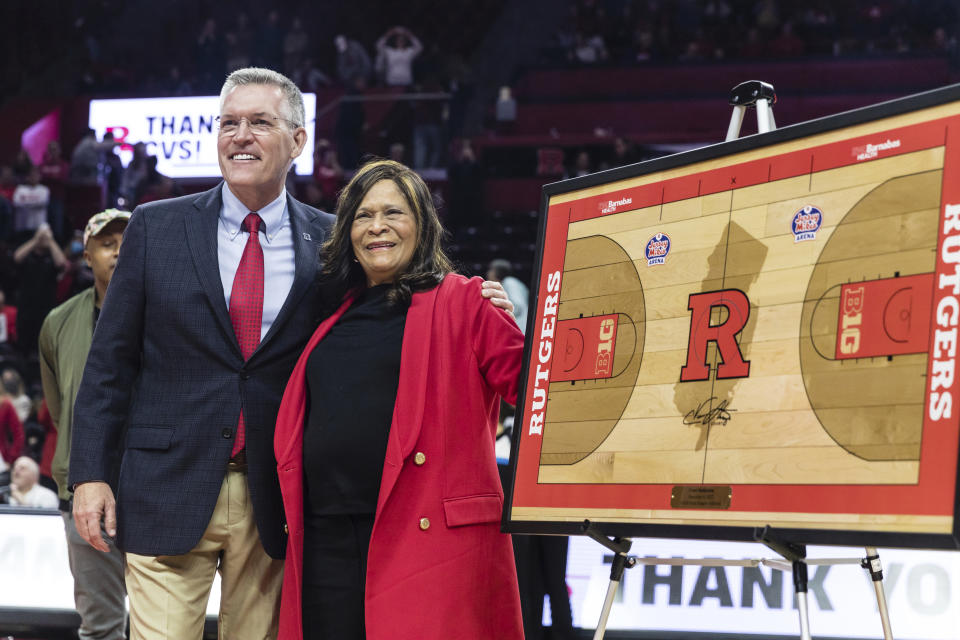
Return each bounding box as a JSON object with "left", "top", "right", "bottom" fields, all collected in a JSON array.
[{"left": 503, "top": 84, "right": 960, "bottom": 549}]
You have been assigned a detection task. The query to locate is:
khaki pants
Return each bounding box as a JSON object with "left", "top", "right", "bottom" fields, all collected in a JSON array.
[{"left": 125, "top": 468, "right": 283, "bottom": 639}]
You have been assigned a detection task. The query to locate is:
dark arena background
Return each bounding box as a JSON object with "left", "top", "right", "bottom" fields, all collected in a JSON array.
[{"left": 1, "top": 1, "right": 959, "bottom": 639}]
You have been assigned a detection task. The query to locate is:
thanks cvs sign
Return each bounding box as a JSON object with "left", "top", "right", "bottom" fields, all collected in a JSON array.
[{"left": 88, "top": 94, "right": 316, "bottom": 178}]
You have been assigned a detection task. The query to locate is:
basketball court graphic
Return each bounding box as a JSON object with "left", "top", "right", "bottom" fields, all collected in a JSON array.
[{"left": 505, "top": 89, "right": 960, "bottom": 547}]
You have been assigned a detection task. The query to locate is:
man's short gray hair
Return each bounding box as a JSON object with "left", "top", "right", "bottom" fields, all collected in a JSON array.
[{"left": 220, "top": 67, "right": 306, "bottom": 129}]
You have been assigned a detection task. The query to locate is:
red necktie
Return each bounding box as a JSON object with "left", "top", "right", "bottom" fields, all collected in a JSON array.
[{"left": 229, "top": 212, "right": 264, "bottom": 456}]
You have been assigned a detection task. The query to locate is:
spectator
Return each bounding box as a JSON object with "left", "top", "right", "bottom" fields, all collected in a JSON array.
[
  {"left": 602, "top": 136, "right": 640, "bottom": 170},
  {"left": 495, "top": 86, "right": 517, "bottom": 125},
  {"left": 335, "top": 77, "right": 367, "bottom": 170},
  {"left": 739, "top": 27, "right": 766, "bottom": 58},
  {"left": 39, "top": 141, "right": 69, "bottom": 183},
  {"left": 13, "top": 225, "right": 66, "bottom": 356},
  {"left": 487, "top": 259, "right": 529, "bottom": 334},
  {"left": 291, "top": 57, "right": 332, "bottom": 94},
  {"left": 35, "top": 400, "right": 57, "bottom": 488},
  {"left": 165, "top": 66, "right": 195, "bottom": 95},
  {"left": 301, "top": 182, "right": 325, "bottom": 210},
  {"left": 0, "top": 385, "right": 24, "bottom": 475},
  {"left": 0, "top": 167, "right": 14, "bottom": 242},
  {"left": 447, "top": 139, "right": 483, "bottom": 230},
  {"left": 569, "top": 149, "right": 593, "bottom": 177},
  {"left": 411, "top": 83, "right": 445, "bottom": 169},
  {"left": 283, "top": 17, "right": 309, "bottom": 76},
  {"left": 256, "top": 10, "right": 284, "bottom": 70},
  {"left": 234, "top": 11, "right": 254, "bottom": 47},
  {"left": 138, "top": 156, "right": 182, "bottom": 204},
  {"left": 2, "top": 369, "right": 32, "bottom": 424},
  {"left": 8, "top": 456, "right": 58, "bottom": 508},
  {"left": 313, "top": 140, "right": 343, "bottom": 211},
  {"left": 0, "top": 165, "right": 16, "bottom": 201},
  {"left": 12, "top": 148, "right": 34, "bottom": 181},
  {"left": 22, "top": 403, "right": 49, "bottom": 468},
  {"left": 119, "top": 142, "right": 149, "bottom": 207},
  {"left": 55, "top": 230, "right": 95, "bottom": 304},
  {"left": 388, "top": 141, "right": 406, "bottom": 163},
  {"left": 335, "top": 34, "right": 372, "bottom": 87},
  {"left": 39, "top": 141, "right": 70, "bottom": 240},
  {"left": 12, "top": 166, "right": 50, "bottom": 239},
  {"left": 224, "top": 13, "right": 253, "bottom": 73},
  {"left": 570, "top": 32, "right": 608, "bottom": 63},
  {"left": 769, "top": 22, "right": 806, "bottom": 57},
  {"left": 196, "top": 18, "right": 225, "bottom": 90},
  {"left": 39, "top": 208, "right": 130, "bottom": 639},
  {"left": 100, "top": 131, "right": 124, "bottom": 207},
  {"left": 0, "top": 194, "right": 11, "bottom": 244},
  {"left": 633, "top": 22, "right": 658, "bottom": 62},
  {"left": 0, "top": 291, "right": 16, "bottom": 353},
  {"left": 224, "top": 31, "right": 251, "bottom": 73},
  {"left": 376, "top": 26, "right": 423, "bottom": 87},
  {"left": 754, "top": 0, "right": 781, "bottom": 33},
  {"left": 69, "top": 129, "right": 100, "bottom": 184}
]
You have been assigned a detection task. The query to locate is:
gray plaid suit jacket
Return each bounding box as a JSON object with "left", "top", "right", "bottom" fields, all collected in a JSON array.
[{"left": 69, "top": 183, "right": 334, "bottom": 558}]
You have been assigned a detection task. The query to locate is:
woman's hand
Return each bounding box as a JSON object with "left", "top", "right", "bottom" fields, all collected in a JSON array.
[{"left": 481, "top": 280, "right": 515, "bottom": 317}]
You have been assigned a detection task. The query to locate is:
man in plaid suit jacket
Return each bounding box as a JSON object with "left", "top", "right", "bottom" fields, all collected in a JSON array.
[{"left": 69, "top": 68, "right": 334, "bottom": 638}]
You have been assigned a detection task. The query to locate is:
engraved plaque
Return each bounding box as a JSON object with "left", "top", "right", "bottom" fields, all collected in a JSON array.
[{"left": 671, "top": 485, "right": 732, "bottom": 510}]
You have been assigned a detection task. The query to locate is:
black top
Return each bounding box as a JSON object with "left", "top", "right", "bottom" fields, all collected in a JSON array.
[{"left": 303, "top": 285, "right": 407, "bottom": 515}]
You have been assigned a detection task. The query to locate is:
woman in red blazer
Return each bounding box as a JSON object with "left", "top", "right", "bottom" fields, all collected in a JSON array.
[{"left": 274, "top": 159, "right": 525, "bottom": 639}]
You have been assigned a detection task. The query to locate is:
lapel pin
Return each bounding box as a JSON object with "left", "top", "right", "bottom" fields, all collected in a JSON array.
[{"left": 302, "top": 232, "right": 312, "bottom": 241}]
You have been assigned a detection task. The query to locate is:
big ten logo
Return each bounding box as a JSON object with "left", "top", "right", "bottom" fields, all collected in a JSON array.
[
  {"left": 105, "top": 126, "right": 133, "bottom": 153},
  {"left": 838, "top": 286, "right": 865, "bottom": 356},
  {"left": 595, "top": 318, "right": 616, "bottom": 376}
]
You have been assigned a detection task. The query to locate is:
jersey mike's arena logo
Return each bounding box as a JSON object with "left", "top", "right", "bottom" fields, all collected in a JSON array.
[
  {"left": 645, "top": 232, "right": 671, "bottom": 266},
  {"left": 792, "top": 205, "right": 822, "bottom": 242}
]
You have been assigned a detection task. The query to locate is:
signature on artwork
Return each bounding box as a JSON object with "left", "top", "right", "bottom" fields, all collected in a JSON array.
[{"left": 683, "top": 397, "right": 736, "bottom": 426}]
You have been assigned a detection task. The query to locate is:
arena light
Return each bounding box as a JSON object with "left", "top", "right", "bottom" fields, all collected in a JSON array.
[{"left": 88, "top": 94, "right": 316, "bottom": 179}]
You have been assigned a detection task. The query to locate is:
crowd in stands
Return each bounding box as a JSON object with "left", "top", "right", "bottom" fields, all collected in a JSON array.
[{"left": 557, "top": 0, "right": 959, "bottom": 65}]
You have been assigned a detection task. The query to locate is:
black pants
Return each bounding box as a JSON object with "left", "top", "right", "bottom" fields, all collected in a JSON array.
[
  {"left": 302, "top": 513, "right": 375, "bottom": 639},
  {"left": 514, "top": 534, "right": 575, "bottom": 640}
]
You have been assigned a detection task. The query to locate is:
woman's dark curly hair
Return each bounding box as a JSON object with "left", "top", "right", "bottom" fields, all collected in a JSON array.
[{"left": 319, "top": 158, "right": 453, "bottom": 309}]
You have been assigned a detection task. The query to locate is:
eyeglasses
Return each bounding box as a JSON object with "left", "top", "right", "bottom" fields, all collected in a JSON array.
[{"left": 215, "top": 115, "right": 298, "bottom": 136}]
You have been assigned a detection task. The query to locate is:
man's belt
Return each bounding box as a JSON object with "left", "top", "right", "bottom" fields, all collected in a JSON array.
[{"left": 228, "top": 449, "right": 248, "bottom": 471}]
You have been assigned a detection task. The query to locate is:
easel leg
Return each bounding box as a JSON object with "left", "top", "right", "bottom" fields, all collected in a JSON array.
[
  {"left": 592, "top": 577, "right": 620, "bottom": 640},
  {"left": 592, "top": 550, "right": 635, "bottom": 640},
  {"left": 864, "top": 547, "right": 895, "bottom": 640},
  {"left": 792, "top": 559, "right": 812, "bottom": 640},
  {"left": 725, "top": 105, "right": 746, "bottom": 141}
]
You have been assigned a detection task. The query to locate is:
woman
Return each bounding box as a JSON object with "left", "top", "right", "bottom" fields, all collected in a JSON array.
[
  {"left": 375, "top": 26, "right": 423, "bottom": 87},
  {"left": 275, "top": 159, "right": 525, "bottom": 639}
]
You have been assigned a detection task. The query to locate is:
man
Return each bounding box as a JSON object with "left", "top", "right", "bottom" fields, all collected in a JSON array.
[
  {"left": 69, "top": 129, "right": 100, "bottom": 185},
  {"left": 14, "top": 224, "right": 66, "bottom": 356},
  {"left": 39, "top": 209, "right": 130, "bottom": 640},
  {"left": 70, "top": 67, "right": 511, "bottom": 639},
  {"left": 12, "top": 166, "right": 51, "bottom": 240},
  {"left": 9, "top": 456, "right": 58, "bottom": 508},
  {"left": 334, "top": 34, "right": 372, "bottom": 87},
  {"left": 487, "top": 258, "right": 529, "bottom": 334}
]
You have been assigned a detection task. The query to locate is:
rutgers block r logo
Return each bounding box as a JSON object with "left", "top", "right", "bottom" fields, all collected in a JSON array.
[{"left": 680, "top": 289, "right": 751, "bottom": 381}]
